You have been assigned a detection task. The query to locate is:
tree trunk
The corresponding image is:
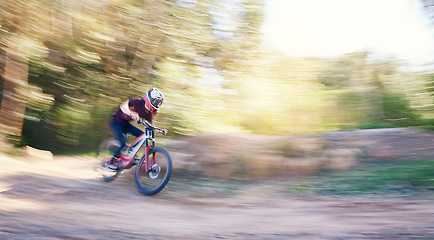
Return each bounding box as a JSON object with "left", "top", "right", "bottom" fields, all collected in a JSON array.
[{"left": 0, "top": 48, "right": 29, "bottom": 138}]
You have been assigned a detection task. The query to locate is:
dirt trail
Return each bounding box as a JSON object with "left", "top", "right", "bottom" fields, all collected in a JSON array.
[{"left": 1, "top": 154, "right": 433, "bottom": 239}]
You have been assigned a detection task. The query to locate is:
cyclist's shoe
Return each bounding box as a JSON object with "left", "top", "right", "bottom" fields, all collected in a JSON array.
[
  {"left": 100, "top": 165, "right": 117, "bottom": 172},
  {"left": 106, "top": 157, "right": 122, "bottom": 171}
]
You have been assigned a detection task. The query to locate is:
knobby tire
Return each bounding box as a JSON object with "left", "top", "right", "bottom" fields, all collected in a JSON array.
[{"left": 134, "top": 147, "right": 172, "bottom": 195}]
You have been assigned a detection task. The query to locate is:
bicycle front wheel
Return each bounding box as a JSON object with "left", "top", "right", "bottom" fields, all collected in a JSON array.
[{"left": 134, "top": 147, "right": 172, "bottom": 195}]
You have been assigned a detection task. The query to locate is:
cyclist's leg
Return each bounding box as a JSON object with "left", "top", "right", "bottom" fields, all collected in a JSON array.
[
  {"left": 109, "top": 120, "right": 128, "bottom": 158},
  {"left": 125, "top": 122, "right": 144, "bottom": 138}
]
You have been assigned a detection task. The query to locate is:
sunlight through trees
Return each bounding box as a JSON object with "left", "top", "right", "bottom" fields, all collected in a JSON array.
[{"left": 0, "top": 0, "right": 433, "bottom": 151}]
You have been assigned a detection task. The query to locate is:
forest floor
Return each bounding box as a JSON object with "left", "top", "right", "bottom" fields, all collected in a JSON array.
[{"left": 1, "top": 150, "right": 434, "bottom": 239}]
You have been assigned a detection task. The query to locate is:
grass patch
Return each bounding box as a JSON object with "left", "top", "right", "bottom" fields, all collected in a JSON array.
[
  {"left": 304, "top": 159, "right": 434, "bottom": 196},
  {"left": 52, "top": 149, "right": 97, "bottom": 156}
]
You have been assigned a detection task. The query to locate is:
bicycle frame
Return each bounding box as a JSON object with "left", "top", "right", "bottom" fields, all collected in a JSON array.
[{"left": 125, "top": 124, "right": 156, "bottom": 172}]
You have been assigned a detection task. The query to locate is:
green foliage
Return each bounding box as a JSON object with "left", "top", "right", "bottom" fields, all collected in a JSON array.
[
  {"left": 2, "top": 0, "right": 434, "bottom": 153},
  {"left": 359, "top": 92, "right": 422, "bottom": 129},
  {"left": 1, "top": 0, "right": 267, "bottom": 151},
  {"left": 383, "top": 93, "right": 421, "bottom": 124}
]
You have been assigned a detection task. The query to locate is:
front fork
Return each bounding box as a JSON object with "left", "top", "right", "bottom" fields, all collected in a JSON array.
[{"left": 144, "top": 145, "right": 156, "bottom": 172}]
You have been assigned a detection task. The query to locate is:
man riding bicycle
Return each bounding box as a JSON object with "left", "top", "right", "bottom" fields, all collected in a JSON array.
[{"left": 107, "top": 88, "right": 168, "bottom": 170}]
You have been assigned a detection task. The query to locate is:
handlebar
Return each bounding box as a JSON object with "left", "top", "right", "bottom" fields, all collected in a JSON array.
[{"left": 137, "top": 118, "right": 166, "bottom": 135}]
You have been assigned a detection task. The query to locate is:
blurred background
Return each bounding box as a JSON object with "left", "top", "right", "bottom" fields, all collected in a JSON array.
[{"left": 1, "top": 0, "right": 434, "bottom": 153}]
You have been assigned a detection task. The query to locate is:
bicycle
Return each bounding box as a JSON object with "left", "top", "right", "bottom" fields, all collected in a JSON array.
[{"left": 96, "top": 119, "right": 172, "bottom": 195}]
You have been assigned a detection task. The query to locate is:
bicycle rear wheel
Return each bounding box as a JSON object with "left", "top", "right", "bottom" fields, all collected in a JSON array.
[
  {"left": 96, "top": 139, "right": 122, "bottom": 182},
  {"left": 134, "top": 147, "right": 172, "bottom": 195}
]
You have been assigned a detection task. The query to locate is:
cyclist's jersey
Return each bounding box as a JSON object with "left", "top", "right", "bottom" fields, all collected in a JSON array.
[{"left": 112, "top": 98, "right": 154, "bottom": 124}]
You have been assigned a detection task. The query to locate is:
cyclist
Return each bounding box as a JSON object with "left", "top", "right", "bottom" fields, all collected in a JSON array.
[{"left": 107, "top": 88, "right": 168, "bottom": 170}]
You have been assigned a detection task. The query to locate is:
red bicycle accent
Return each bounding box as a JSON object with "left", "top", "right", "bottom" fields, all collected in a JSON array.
[{"left": 145, "top": 145, "right": 153, "bottom": 172}]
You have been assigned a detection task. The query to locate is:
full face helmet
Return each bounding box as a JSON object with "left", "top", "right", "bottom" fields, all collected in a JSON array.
[{"left": 145, "top": 88, "right": 165, "bottom": 112}]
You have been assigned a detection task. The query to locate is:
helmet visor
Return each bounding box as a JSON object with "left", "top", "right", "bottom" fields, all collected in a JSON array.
[{"left": 150, "top": 97, "right": 164, "bottom": 109}]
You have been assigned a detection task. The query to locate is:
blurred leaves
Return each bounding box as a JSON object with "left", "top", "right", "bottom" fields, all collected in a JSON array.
[{"left": 0, "top": 0, "right": 433, "bottom": 151}]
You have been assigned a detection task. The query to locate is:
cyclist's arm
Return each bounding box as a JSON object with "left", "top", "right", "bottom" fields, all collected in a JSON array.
[{"left": 120, "top": 100, "right": 139, "bottom": 120}]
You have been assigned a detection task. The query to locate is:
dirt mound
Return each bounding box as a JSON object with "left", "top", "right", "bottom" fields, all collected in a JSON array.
[
  {"left": 321, "top": 128, "right": 434, "bottom": 159},
  {"left": 2, "top": 128, "right": 434, "bottom": 239},
  {"left": 168, "top": 128, "right": 434, "bottom": 179}
]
